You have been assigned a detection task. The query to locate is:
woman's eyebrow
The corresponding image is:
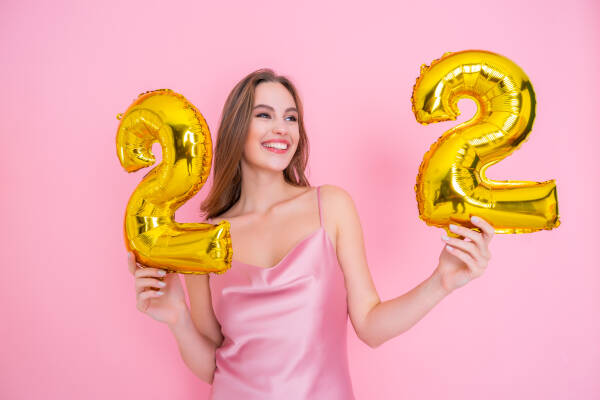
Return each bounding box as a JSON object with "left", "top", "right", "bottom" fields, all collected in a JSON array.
[{"left": 253, "top": 104, "right": 298, "bottom": 113}]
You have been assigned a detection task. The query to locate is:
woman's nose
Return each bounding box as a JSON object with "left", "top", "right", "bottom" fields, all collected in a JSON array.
[{"left": 272, "top": 123, "right": 287, "bottom": 135}]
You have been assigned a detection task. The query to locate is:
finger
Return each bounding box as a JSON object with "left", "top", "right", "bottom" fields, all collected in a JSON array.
[
  {"left": 445, "top": 245, "right": 478, "bottom": 274},
  {"left": 470, "top": 216, "right": 495, "bottom": 243},
  {"left": 135, "top": 266, "right": 167, "bottom": 279},
  {"left": 136, "top": 297, "right": 149, "bottom": 313},
  {"left": 135, "top": 277, "right": 167, "bottom": 295},
  {"left": 446, "top": 231, "right": 491, "bottom": 260},
  {"left": 138, "top": 289, "right": 164, "bottom": 301},
  {"left": 127, "top": 252, "right": 137, "bottom": 276},
  {"left": 449, "top": 224, "right": 485, "bottom": 252},
  {"left": 442, "top": 234, "right": 479, "bottom": 260},
  {"left": 136, "top": 290, "right": 165, "bottom": 313}
]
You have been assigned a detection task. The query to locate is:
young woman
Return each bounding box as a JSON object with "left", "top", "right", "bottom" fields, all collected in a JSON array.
[{"left": 127, "top": 69, "right": 495, "bottom": 399}]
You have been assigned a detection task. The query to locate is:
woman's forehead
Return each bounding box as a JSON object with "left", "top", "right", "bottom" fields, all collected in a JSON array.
[{"left": 254, "top": 81, "right": 295, "bottom": 108}]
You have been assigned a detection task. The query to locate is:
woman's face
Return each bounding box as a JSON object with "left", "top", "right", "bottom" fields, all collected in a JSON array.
[{"left": 243, "top": 81, "right": 299, "bottom": 172}]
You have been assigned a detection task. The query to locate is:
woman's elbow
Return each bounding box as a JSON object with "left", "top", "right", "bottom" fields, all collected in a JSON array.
[
  {"left": 365, "top": 337, "right": 383, "bottom": 349},
  {"left": 358, "top": 330, "right": 383, "bottom": 349}
]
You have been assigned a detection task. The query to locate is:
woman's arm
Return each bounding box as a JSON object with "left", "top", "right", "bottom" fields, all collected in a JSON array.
[
  {"left": 183, "top": 274, "right": 224, "bottom": 349},
  {"left": 127, "top": 253, "right": 220, "bottom": 383},
  {"left": 354, "top": 271, "right": 449, "bottom": 348},
  {"left": 322, "top": 185, "right": 494, "bottom": 348},
  {"left": 172, "top": 271, "right": 224, "bottom": 384},
  {"left": 168, "top": 304, "right": 219, "bottom": 383}
]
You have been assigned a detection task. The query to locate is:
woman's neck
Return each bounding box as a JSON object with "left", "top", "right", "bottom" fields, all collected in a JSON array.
[{"left": 234, "top": 168, "right": 298, "bottom": 215}]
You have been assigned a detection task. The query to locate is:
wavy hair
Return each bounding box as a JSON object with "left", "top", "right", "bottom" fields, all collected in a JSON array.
[{"left": 200, "top": 69, "right": 310, "bottom": 220}]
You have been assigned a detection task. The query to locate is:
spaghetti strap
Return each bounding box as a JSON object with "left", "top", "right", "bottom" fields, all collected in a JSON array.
[{"left": 317, "top": 185, "right": 323, "bottom": 227}]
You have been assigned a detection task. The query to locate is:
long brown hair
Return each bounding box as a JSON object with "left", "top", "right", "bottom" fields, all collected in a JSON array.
[{"left": 200, "top": 68, "right": 310, "bottom": 220}]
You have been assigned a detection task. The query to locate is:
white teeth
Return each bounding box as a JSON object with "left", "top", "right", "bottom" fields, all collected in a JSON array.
[{"left": 262, "top": 142, "right": 288, "bottom": 150}]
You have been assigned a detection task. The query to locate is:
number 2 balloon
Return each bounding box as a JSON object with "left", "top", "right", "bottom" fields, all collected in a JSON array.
[
  {"left": 116, "top": 89, "right": 232, "bottom": 274},
  {"left": 411, "top": 50, "right": 560, "bottom": 236}
]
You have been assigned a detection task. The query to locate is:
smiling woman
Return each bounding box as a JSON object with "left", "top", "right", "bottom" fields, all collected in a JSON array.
[
  {"left": 128, "top": 68, "right": 495, "bottom": 400},
  {"left": 258, "top": 104, "right": 295, "bottom": 154},
  {"left": 201, "top": 70, "right": 311, "bottom": 219},
  {"left": 195, "top": 70, "right": 358, "bottom": 399}
]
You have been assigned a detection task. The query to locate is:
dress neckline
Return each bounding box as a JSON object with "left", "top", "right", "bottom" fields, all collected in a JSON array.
[
  {"left": 232, "top": 226, "right": 329, "bottom": 271},
  {"left": 209, "top": 186, "right": 335, "bottom": 271}
]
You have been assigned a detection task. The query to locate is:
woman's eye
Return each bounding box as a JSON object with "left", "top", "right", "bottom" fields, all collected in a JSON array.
[{"left": 255, "top": 112, "right": 296, "bottom": 121}]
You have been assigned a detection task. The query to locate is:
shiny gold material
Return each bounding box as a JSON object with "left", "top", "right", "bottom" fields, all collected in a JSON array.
[
  {"left": 116, "top": 89, "right": 232, "bottom": 274},
  {"left": 411, "top": 50, "right": 560, "bottom": 236}
]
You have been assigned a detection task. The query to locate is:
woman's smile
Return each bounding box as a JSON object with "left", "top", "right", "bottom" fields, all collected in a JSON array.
[{"left": 261, "top": 139, "right": 290, "bottom": 154}]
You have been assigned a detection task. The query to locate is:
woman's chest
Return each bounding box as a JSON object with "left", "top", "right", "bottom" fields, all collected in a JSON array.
[{"left": 208, "top": 236, "right": 347, "bottom": 337}]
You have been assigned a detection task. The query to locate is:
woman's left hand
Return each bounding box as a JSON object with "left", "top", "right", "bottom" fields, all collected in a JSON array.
[{"left": 434, "top": 215, "right": 495, "bottom": 294}]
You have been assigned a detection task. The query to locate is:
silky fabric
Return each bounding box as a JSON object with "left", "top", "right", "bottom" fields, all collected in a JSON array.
[{"left": 207, "top": 186, "right": 355, "bottom": 399}]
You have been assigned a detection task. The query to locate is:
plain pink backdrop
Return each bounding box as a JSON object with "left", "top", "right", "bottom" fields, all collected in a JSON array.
[{"left": 1, "top": 0, "right": 598, "bottom": 399}]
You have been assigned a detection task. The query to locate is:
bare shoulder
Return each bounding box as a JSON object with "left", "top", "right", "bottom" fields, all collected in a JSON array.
[
  {"left": 318, "top": 184, "right": 358, "bottom": 238},
  {"left": 319, "top": 184, "right": 356, "bottom": 212}
]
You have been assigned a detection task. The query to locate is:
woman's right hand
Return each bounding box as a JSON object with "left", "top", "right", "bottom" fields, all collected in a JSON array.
[{"left": 127, "top": 252, "right": 187, "bottom": 326}]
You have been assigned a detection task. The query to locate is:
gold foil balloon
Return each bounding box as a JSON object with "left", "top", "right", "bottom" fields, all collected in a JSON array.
[
  {"left": 116, "top": 89, "right": 232, "bottom": 274},
  {"left": 411, "top": 50, "right": 560, "bottom": 236}
]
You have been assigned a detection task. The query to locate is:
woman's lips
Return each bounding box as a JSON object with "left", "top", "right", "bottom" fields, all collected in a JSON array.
[
  {"left": 261, "top": 139, "right": 290, "bottom": 154},
  {"left": 262, "top": 143, "right": 288, "bottom": 154}
]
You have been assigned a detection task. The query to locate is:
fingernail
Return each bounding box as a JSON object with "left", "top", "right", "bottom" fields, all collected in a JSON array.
[
  {"left": 449, "top": 224, "right": 458, "bottom": 232},
  {"left": 158, "top": 270, "right": 166, "bottom": 276},
  {"left": 471, "top": 216, "right": 480, "bottom": 223},
  {"left": 441, "top": 233, "right": 450, "bottom": 241}
]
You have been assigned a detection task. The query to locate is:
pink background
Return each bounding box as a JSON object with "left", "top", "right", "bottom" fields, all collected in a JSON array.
[{"left": 2, "top": 0, "right": 598, "bottom": 398}]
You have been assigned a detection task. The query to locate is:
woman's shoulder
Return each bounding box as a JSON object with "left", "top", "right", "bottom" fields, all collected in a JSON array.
[
  {"left": 318, "top": 184, "right": 354, "bottom": 204},
  {"left": 318, "top": 184, "right": 357, "bottom": 219}
]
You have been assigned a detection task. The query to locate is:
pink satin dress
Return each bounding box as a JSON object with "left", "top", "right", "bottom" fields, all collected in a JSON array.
[{"left": 207, "top": 186, "right": 355, "bottom": 399}]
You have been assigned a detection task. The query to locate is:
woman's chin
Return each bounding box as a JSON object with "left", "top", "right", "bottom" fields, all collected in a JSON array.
[
  {"left": 265, "top": 161, "right": 292, "bottom": 172},
  {"left": 243, "top": 153, "right": 293, "bottom": 173},
  {"left": 244, "top": 159, "right": 289, "bottom": 173}
]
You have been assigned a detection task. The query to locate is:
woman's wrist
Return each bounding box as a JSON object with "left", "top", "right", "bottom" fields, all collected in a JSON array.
[{"left": 430, "top": 268, "right": 453, "bottom": 297}]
